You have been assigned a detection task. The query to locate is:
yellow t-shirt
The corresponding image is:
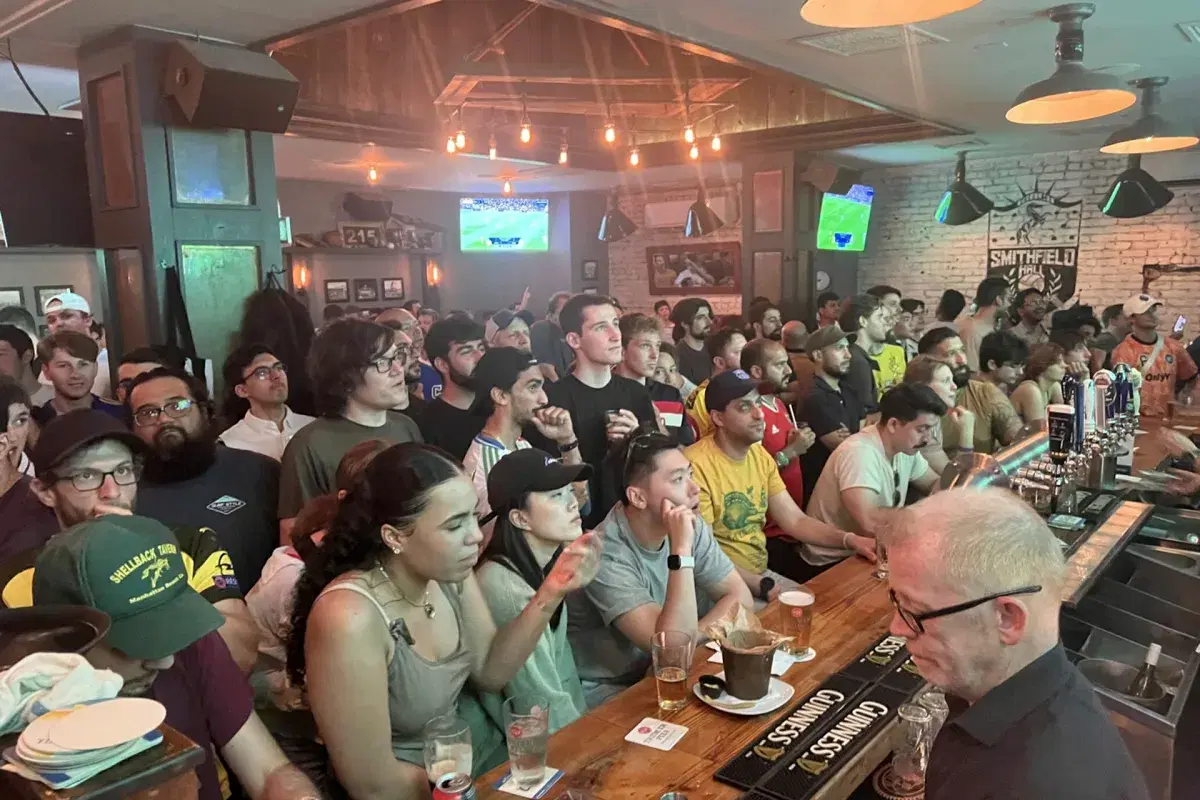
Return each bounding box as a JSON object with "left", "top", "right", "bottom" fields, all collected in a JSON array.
[
  {"left": 871, "top": 343, "right": 908, "bottom": 400},
  {"left": 684, "top": 380, "right": 712, "bottom": 440},
  {"left": 684, "top": 437, "right": 786, "bottom": 574}
]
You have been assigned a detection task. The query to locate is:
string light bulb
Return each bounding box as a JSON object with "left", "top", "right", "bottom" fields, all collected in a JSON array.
[
  {"left": 689, "top": 143, "right": 700, "bottom": 160},
  {"left": 367, "top": 164, "right": 379, "bottom": 183},
  {"left": 629, "top": 147, "right": 640, "bottom": 167},
  {"left": 684, "top": 124, "right": 695, "bottom": 144},
  {"left": 446, "top": 136, "right": 457, "bottom": 154},
  {"left": 519, "top": 123, "right": 532, "bottom": 144},
  {"left": 502, "top": 179, "right": 513, "bottom": 195},
  {"left": 559, "top": 144, "right": 569, "bottom": 165},
  {"left": 711, "top": 132, "right": 722, "bottom": 152},
  {"left": 488, "top": 133, "right": 497, "bottom": 160},
  {"left": 455, "top": 130, "right": 466, "bottom": 150},
  {"left": 604, "top": 121, "right": 616, "bottom": 144}
]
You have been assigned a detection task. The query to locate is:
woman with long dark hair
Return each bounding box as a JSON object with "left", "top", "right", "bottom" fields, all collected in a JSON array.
[
  {"left": 286, "top": 443, "right": 600, "bottom": 799},
  {"left": 477, "top": 448, "right": 592, "bottom": 734}
]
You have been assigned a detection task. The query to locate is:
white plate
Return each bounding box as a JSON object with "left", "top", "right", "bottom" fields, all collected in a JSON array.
[
  {"left": 693, "top": 672, "right": 795, "bottom": 716},
  {"left": 38, "top": 698, "right": 165, "bottom": 753}
]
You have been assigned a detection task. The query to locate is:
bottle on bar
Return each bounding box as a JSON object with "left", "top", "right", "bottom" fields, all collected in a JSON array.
[{"left": 1126, "top": 643, "right": 1162, "bottom": 698}]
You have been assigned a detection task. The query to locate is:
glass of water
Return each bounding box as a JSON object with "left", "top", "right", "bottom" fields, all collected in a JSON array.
[
  {"left": 503, "top": 694, "right": 550, "bottom": 789},
  {"left": 422, "top": 714, "right": 473, "bottom": 785}
]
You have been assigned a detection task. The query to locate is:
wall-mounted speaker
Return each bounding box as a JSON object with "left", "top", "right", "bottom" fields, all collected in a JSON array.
[{"left": 164, "top": 40, "right": 299, "bottom": 134}]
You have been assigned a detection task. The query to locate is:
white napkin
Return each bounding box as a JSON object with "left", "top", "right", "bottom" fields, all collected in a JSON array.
[{"left": 0, "top": 653, "right": 123, "bottom": 735}]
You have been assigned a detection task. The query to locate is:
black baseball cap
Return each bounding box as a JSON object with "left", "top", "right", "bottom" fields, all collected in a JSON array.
[
  {"left": 482, "top": 448, "right": 592, "bottom": 525},
  {"left": 471, "top": 347, "right": 540, "bottom": 413},
  {"left": 485, "top": 309, "right": 535, "bottom": 343},
  {"left": 705, "top": 369, "right": 759, "bottom": 413},
  {"left": 31, "top": 410, "right": 146, "bottom": 475}
]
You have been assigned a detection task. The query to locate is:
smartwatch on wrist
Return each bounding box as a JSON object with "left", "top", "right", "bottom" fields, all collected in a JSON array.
[
  {"left": 757, "top": 576, "right": 776, "bottom": 601},
  {"left": 667, "top": 554, "right": 695, "bottom": 571}
]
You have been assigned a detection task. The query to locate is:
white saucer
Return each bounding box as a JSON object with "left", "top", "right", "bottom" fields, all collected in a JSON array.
[{"left": 693, "top": 672, "right": 795, "bottom": 716}]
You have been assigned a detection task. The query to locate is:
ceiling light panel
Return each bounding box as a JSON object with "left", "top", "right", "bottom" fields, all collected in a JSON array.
[{"left": 789, "top": 25, "right": 947, "bottom": 57}]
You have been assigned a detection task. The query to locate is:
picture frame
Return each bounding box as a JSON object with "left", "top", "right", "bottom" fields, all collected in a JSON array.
[
  {"left": 353, "top": 278, "right": 380, "bottom": 303},
  {"left": 582, "top": 259, "right": 599, "bottom": 281},
  {"left": 34, "top": 285, "right": 74, "bottom": 316},
  {"left": 645, "top": 242, "right": 741, "bottom": 296},
  {"left": 382, "top": 278, "right": 405, "bottom": 301},
  {"left": 0, "top": 287, "right": 24, "bottom": 309},
  {"left": 324, "top": 279, "right": 350, "bottom": 303}
]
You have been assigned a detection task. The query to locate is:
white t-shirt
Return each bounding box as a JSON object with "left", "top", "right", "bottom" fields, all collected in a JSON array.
[
  {"left": 218, "top": 406, "right": 316, "bottom": 462},
  {"left": 804, "top": 426, "right": 929, "bottom": 566}
]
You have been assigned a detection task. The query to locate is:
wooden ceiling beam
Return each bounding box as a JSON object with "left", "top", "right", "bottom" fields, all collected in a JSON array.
[
  {"left": 449, "top": 60, "right": 750, "bottom": 86},
  {"left": 465, "top": 3, "right": 540, "bottom": 61},
  {"left": 256, "top": 0, "right": 443, "bottom": 52}
]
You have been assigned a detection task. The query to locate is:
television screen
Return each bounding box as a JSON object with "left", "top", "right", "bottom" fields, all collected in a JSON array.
[
  {"left": 816, "top": 184, "right": 874, "bottom": 252},
  {"left": 460, "top": 197, "right": 550, "bottom": 252}
]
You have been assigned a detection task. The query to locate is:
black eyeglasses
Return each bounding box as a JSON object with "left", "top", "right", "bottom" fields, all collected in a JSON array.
[
  {"left": 50, "top": 461, "right": 143, "bottom": 492},
  {"left": 132, "top": 397, "right": 196, "bottom": 427},
  {"left": 890, "top": 585, "right": 1043, "bottom": 635},
  {"left": 621, "top": 428, "right": 673, "bottom": 482},
  {"left": 369, "top": 351, "right": 411, "bottom": 374},
  {"left": 243, "top": 362, "right": 287, "bottom": 382}
]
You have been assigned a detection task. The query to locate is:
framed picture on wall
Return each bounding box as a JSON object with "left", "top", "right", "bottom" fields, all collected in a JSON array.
[
  {"left": 354, "top": 278, "right": 380, "bottom": 302},
  {"left": 582, "top": 259, "right": 599, "bottom": 281},
  {"left": 0, "top": 288, "right": 24, "bottom": 309},
  {"left": 644, "top": 242, "right": 741, "bottom": 296},
  {"left": 382, "top": 278, "right": 405, "bottom": 301},
  {"left": 34, "top": 285, "right": 74, "bottom": 316},
  {"left": 325, "top": 279, "right": 350, "bottom": 303}
]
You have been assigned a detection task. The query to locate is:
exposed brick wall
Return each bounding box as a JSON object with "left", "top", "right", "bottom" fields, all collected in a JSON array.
[
  {"left": 858, "top": 150, "right": 1200, "bottom": 325},
  {"left": 608, "top": 183, "right": 743, "bottom": 316}
]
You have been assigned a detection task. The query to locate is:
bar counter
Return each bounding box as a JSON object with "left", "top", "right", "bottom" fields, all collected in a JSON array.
[{"left": 477, "top": 556, "right": 895, "bottom": 800}]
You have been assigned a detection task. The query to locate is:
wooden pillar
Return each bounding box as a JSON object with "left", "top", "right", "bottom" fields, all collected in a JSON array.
[{"left": 76, "top": 26, "right": 283, "bottom": 373}]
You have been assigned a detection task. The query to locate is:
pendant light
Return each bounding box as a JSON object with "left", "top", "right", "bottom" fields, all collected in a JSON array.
[
  {"left": 935, "top": 152, "right": 994, "bottom": 225},
  {"left": 598, "top": 191, "right": 637, "bottom": 243},
  {"left": 800, "top": 0, "right": 981, "bottom": 28},
  {"left": 1098, "top": 155, "right": 1174, "bottom": 218},
  {"left": 502, "top": 179, "right": 513, "bottom": 195},
  {"left": 367, "top": 164, "right": 379, "bottom": 184},
  {"left": 689, "top": 143, "right": 700, "bottom": 160},
  {"left": 559, "top": 130, "right": 569, "bottom": 165},
  {"left": 1006, "top": 4, "right": 1136, "bottom": 125},
  {"left": 685, "top": 188, "right": 724, "bottom": 238},
  {"left": 1101, "top": 77, "right": 1199, "bottom": 155},
  {"left": 518, "top": 93, "right": 532, "bottom": 144}
]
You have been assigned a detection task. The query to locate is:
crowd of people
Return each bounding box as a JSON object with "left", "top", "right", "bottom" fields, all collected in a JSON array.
[{"left": 0, "top": 277, "right": 1162, "bottom": 799}]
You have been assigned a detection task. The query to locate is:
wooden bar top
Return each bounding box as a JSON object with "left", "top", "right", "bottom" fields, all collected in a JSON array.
[{"left": 476, "top": 557, "right": 893, "bottom": 800}]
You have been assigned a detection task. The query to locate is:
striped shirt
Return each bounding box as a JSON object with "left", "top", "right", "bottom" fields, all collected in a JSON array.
[{"left": 463, "top": 433, "right": 532, "bottom": 520}]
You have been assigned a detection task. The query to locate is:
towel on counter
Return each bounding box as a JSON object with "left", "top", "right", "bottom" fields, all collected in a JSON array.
[{"left": 0, "top": 653, "right": 122, "bottom": 735}]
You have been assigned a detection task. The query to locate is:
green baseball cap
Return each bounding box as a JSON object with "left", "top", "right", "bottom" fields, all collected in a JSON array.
[{"left": 31, "top": 515, "right": 224, "bottom": 660}]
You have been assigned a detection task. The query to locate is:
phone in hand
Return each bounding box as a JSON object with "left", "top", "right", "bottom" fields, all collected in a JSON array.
[{"left": 1175, "top": 315, "right": 1188, "bottom": 334}]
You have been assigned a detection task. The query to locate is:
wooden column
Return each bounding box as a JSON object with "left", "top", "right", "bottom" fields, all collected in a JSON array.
[{"left": 76, "top": 26, "right": 283, "bottom": 373}]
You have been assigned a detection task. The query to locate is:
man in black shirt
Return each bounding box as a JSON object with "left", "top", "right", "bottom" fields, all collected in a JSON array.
[
  {"left": 669, "top": 298, "right": 715, "bottom": 386},
  {"left": 530, "top": 291, "right": 574, "bottom": 381},
  {"left": 534, "top": 294, "right": 656, "bottom": 527},
  {"left": 797, "top": 324, "right": 865, "bottom": 507},
  {"left": 418, "top": 315, "right": 488, "bottom": 460},
  {"left": 890, "top": 488, "right": 1149, "bottom": 800}
]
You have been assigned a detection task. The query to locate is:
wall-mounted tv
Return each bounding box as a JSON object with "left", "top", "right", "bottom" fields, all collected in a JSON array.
[
  {"left": 460, "top": 197, "right": 549, "bottom": 252},
  {"left": 816, "top": 184, "right": 875, "bottom": 252}
]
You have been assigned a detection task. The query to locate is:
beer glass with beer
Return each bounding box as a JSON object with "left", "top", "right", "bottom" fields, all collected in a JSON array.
[
  {"left": 778, "top": 589, "right": 815, "bottom": 660},
  {"left": 652, "top": 630, "right": 693, "bottom": 711}
]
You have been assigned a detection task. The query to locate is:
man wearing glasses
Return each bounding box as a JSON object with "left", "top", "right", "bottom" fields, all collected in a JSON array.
[
  {"left": 128, "top": 367, "right": 281, "bottom": 591},
  {"left": 217, "top": 344, "right": 315, "bottom": 462},
  {"left": 888, "top": 488, "right": 1148, "bottom": 800},
  {"left": 277, "top": 318, "right": 422, "bottom": 541}
]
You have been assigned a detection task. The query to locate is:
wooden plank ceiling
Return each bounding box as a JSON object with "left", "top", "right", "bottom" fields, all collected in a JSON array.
[{"left": 266, "top": 0, "right": 957, "bottom": 171}]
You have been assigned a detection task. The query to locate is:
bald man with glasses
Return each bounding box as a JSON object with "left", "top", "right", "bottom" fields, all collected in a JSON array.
[{"left": 887, "top": 488, "right": 1149, "bottom": 800}]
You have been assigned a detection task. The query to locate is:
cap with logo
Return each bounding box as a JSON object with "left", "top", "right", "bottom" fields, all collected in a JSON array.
[
  {"left": 805, "top": 323, "right": 847, "bottom": 354},
  {"left": 705, "top": 369, "right": 760, "bottom": 413},
  {"left": 471, "top": 347, "right": 540, "bottom": 414},
  {"left": 481, "top": 448, "right": 592, "bottom": 525},
  {"left": 1123, "top": 294, "right": 1162, "bottom": 318},
  {"left": 43, "top": 291, "right": 91, "bottom": 316},
  {"left": 484, "top": 309, "right": 534, "bottom": 344},
  {"left": 31, "top": 409, "right": 147, "bottom": 475},
  {"left": 32, "top": 515, "right": 223, "bottom": 660}
]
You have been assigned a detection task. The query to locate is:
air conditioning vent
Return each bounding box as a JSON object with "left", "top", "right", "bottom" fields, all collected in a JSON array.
[
  {"left": 789, "top": 25, "right": 947, "bottom": 57},
  {"left": 1178, "top": 22, "right": 1200, "bottom": 43},
  {"left": 643, "top": 195, "right": 736, "bottom": 229}
]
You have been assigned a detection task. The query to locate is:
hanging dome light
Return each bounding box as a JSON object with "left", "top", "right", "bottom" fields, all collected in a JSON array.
[
  {"left": 685, "top": 188, "right": 724, "bottom": 238},
  {"left": 800, "top": 0, "right": 981, "bottom": 28},
  {"left": 1101, "top": 77, "right": 1199, "bottom": 155},
  {"left": 1098, "top": 155, "right": 1174, "bottom": 218},
  {"left": 598, "top": 191, "right": 637, "bottom": 243},
  {"left": 935, "top": 152, "right": 994, "bottom": 226},
  {"left": 1006, "top": 4, "right": 1136, "bottom": 125},
  {"left": 367, "top": 164, "right": 379, "bottom": 184}
]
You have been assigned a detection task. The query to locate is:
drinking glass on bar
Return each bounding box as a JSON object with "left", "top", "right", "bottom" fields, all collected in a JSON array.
[
  {"left": 778, "top": 589, "right": 815, "bottom": 659},
  {"left": 652, "top": 630, "right": 693, "bottom": 711},
  {"left": 503, "top": 694, "right": 550, "bottom": 790},
  {"left": 422, "top": 714, "right": 472, "bottom": 786},
  {"left": 873, "top": 540, "right": 890, "bottom": 581},
  {"left": 891, "top": 703, "right": 933, "bottom": 791}
]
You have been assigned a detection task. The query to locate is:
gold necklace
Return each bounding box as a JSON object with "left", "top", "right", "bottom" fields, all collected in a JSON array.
[{"left": 375, "top": 562, "right": 435, "bottom": 619}]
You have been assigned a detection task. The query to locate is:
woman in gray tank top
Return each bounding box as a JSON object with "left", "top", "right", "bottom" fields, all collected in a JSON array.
[{"left": 286, "top": 443, "right": 601, "bottom": 800}]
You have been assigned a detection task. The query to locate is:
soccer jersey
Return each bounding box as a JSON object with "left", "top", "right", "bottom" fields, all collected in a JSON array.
[{"left": 1111, "top": 334, "right": 1198, "bottom": 417}]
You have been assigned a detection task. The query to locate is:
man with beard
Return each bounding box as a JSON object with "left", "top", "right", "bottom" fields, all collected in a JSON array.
[
  {"left": 129, "top": 367, "right": 280, "bottom": 590},
  {"left": 485, "top": 308, "right": 534, "bottom": 352},
  {"left": 1009, "top": 288, "right": 1050, "bottom": 346},
  {"left": 616, "top": 314, "right": 694, "bottom": 445},
  {"left": 278, "top": 318, "right": 421, "bottom": 537},
  {"left": 32, "top": 331, "right": 126, "bottom": 426},
  {"left": 958, "top": 331, "right": 1027, "bottom": 454},
  {"left": 918, "top": 327, "right": 972, "bottom": 387},
  {"left": 684, "top": 328, "right": 747, "bottom": 440},
  {"left": 670, "top": 297, "right": 715, "bottom": 385},
  {"left": 530, "top": 291, "right": 574, "bottom": 381},
  {"left": 798, "top": 324, "right": 868, "bottom": 506},
  {"left": 218, "top": 345, "right": 315, "bottom": 462},
  {"left": 686, "top": 370, "right": 870, "bottom": 593},
  {"left": 464, "top": 347, "right": 582, "bottom": 527},
  {"left": 32, "top": 516, "right": 323, "bottom": 800},
  {"left": 0, "top": 410, "right": 260, "bottom": 673},
  {"left": 747, "top": 299, "right": 783, "bottom": 342},
  {"left": 417, "top": 315, "right": 488, "bottom": 459}
]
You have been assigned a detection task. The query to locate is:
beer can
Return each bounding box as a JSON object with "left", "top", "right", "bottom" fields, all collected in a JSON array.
[{"left": 433, "top": 773, "right": 477, "bottom": 800}]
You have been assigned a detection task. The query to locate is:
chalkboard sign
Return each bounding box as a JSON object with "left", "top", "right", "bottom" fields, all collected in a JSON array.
[{"left": 338, "top": 221, "right": 386, "bottom": 248}]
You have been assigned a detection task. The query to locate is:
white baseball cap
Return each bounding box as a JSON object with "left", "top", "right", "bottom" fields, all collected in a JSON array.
[
  {"left": 43, "top": 291, "right": 91, "bottom": 315},
  {"left": 1122, "top": 293, "right": 1161, "bottom": 318}
]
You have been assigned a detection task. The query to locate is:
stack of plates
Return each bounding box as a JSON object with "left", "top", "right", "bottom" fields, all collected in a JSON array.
[{"left": 4, "top": 698, "right": 166, "bottom": 789}]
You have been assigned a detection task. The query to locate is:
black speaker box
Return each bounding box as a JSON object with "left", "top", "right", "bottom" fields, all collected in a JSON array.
[
  {"left": 342, "top": 193, "right": 394, "bottom": 222},
  {"left": 165, "top": 40, "right": 300, "bottom": 134}
]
